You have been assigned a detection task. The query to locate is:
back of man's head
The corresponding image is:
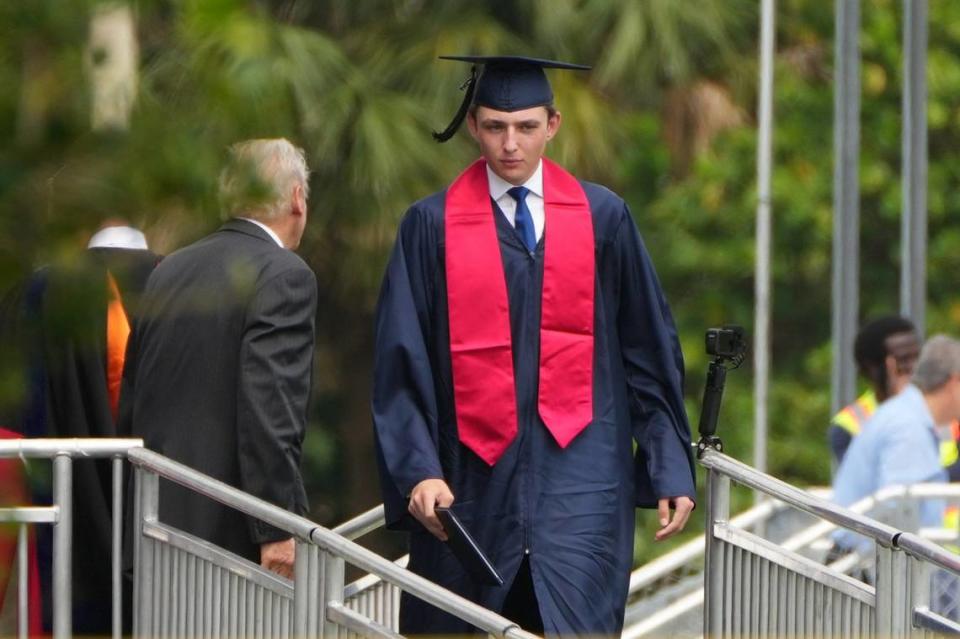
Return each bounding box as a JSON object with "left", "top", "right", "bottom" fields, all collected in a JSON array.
[
  {"left": 912, "top": 334, "right": 960, "bottom": 393},
  {"left": 218, "top": 138, "right": 309, "bottom": 223},
  {"left": 854, "top": 315, "right": 916, "bottom": 374}
]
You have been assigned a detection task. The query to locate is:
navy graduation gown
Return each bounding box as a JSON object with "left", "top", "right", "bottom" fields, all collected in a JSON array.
[{"left": 372, "top": 180, "right": 696, "bottom": 636}]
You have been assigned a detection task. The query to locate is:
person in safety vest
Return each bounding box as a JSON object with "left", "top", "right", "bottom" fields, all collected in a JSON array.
[
  {"left": 828, "top": 315, "right": 920, "bottom": 472},
  {"left": 832, "top": 335, "right": 960, "bottom": 555}
]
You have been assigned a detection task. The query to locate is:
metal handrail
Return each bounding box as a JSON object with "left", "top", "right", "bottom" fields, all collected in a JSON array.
[
  {"left": 896, "top": 531, "right": 960, "bottom": 572},
  {"left": 700, "top": 447, "right": 960, "bottom": 571},
  {"left": 623, "top": 479, "right": 960, "bottom": 637},
  {"left": 914, "top": 606, "right": 960, "bottom": 634},
  {"left": 701, "top": 446, "right": 960, "bottom": 638},
  {"left": 0, "top": 438, "right": 144, "bottom": 639},
  {"left": 127, "top": 447, "right": 539, "bottom": 639},
  {"left": 0, "top": 437, "right": 143, "bottom": 457},
  {"left": 319, "top": 454, "right": 960, "bottom": 638},
  {"left": 128, "top": 448, "right": 318, "bottom": 540},
  {"left": 699, "top": 447, "right": 903, "bottom": 546},
  {"left": 331, "top": 504, "right": 385, "bottom": 541}
]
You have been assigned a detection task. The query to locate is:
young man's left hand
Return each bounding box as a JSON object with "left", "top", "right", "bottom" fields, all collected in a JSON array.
[{"left": 654, "top": 496, "right": 695, "bottom": 541}]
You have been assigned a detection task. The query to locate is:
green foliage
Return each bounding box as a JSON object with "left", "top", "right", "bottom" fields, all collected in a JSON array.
[{"left": 5, "top": 0, "right": 960, "bottom": 567}]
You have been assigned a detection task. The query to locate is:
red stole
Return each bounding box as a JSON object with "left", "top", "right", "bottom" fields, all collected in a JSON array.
[{"left": 445, "top": 158, "right": 594, "bottom": 465}]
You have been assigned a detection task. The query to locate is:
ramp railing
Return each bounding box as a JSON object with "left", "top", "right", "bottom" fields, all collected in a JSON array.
[
  {"left": 621, "top": 483, "right": 960, "bottom": 637},
  {"left": 331, "top": 505, "right": 407, "bottom": 631},
  {"left": 0, "top": 439, "right": 539, "bottom": 639},
  {"left": 272, "top": 461, "right": 960, "bottom": 638},
  {"left": 128, "top": 447, "right": 539, "bottom": 639},
  {"left": 701, "top": 446, "right": 960, "bottom": 637},
  {"left": 0, "top": 437, "right": 142, "bottom": 639}
]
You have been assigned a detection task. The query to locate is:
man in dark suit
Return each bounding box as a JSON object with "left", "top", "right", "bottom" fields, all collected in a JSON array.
[
  {"left": 7, "top": 222, "right": 160, "bottom": 633},
  {"left": 120, "top": 138, "right": 316, "bottom": 577}
]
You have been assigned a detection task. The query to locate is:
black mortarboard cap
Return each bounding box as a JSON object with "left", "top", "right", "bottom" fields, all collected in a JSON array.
[{"left": 432, "top": 55, "right": 591, "bottom": 143}]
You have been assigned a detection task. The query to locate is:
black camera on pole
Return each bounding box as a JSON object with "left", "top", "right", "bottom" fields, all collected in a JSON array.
[{"left": 697, "top": 325, "right": 746, "bottom": 455}]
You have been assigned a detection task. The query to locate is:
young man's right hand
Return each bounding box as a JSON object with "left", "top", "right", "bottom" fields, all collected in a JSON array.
[{"left": 409, "top": 478, "right": 454, "bottom": 541}]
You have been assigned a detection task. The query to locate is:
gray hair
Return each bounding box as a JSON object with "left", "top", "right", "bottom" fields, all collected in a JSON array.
[
  {"left": 218, "top": 139, "right": 310, "bottom": 221},
  {"left": 912, "top": 334, "right": 960, "bottom": 392}
]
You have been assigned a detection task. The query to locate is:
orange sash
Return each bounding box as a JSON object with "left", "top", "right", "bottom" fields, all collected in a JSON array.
[{"left": 105, "top": 271, "right": 130, "bottom": 422}]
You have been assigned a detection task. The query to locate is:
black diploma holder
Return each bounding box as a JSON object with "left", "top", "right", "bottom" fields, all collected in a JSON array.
[{"left": 435, "top": 506, "right": 504, "bottom": 586}]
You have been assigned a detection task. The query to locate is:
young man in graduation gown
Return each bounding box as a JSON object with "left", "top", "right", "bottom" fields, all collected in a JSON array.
[
  {"left": 372, "top": 56, "right": 696, "bottom": 636},
  {"left": 120, "top": 139, "right": 316, "bottom": 578}
]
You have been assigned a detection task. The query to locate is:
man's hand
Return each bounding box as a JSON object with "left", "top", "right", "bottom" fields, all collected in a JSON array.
[
  {"left": 409, "top": 478, "right": 455, "bottom": 541},
  {"left": 261, "top": 538, "right": 296, "bottom": 579},
  {"left": 654, "top": 496, "right": 695, "bottom": 541}
]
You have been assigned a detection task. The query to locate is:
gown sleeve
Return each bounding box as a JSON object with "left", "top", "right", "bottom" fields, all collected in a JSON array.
[
  {"left": 614, "top": 206, "right": 697, "bottom": 507},
  {"left": 372, "top": 206, "right": 445, "bottom": 528}
]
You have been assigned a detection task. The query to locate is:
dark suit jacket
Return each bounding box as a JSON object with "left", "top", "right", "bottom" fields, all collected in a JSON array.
[
  {"left": 120, "top": 219, "right": 317, "bottom": 562},
  {"left": 17, "top": 247, "right": 160, "bottom": 633}
]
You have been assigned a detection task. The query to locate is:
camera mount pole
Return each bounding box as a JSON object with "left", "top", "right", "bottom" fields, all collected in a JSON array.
[{"left": 697, "top": 357, "right": 728, "bottom": 456}]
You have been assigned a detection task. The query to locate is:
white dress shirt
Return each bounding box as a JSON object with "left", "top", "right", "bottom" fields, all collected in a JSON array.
[
  {"left": 486, "top": 161, "right": 545, "bottom": 242},
  {"left": 237, "top": 217, "right": 284, "bottom": 248}
]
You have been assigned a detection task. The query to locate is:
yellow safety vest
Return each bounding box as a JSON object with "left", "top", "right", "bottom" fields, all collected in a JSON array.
[
  {"left": 941, "top": 421, "right": 960, "bottom": 469},
  {"left": 834, "top": 393, "right": 960, "bottom": 536},
  {"left": 942, "top": 422, "right": 960, "bottom": 538},
  {"left": 831, "top": 390, "right": 877, "bottom": 436}
]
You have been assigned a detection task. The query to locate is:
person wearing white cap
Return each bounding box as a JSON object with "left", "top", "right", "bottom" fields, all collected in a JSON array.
[{"left": 15, "top": 218, "right": 159, "bottom": 634}]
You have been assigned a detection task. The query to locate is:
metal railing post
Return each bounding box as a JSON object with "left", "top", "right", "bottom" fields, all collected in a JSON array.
[
  {"left": 875, "top": 542, "right": 910, "bottom": 637},
  {"left": 703, "top": 465, "right": 730, "bottom": 638},
  {"left": 112, "top": 456, "right": 123, "bottom": 639},
  {"left": 908, "top": 554, "right": 930, "bottom": 631},
  {"left": 900, "top": 0, "right": 929, "bottom": 329},
  {"left": 17, "top": 524, "right": 27, "bottom": 639},
  {"left": 133, "top": 467, "right": 158, "bottom": 638},
  {"left": 294, "top": 539, "right": 312, "bottom": 638},
  {"left": 323, "top": 552, "right": 345, "bottom": 639},
  {"left": 831, "top": 0, "right": 862, "bottom": 415},
  {"left": 52, "top": 454, "right": 72, "bottom": 639}
]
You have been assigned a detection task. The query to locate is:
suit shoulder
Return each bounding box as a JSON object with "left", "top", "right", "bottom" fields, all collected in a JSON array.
[
  {"left": 269, "top": 246, "right": 313, "bottom": 273},
  {"left": 150, "top": 232, "right": 313, "bottom": 285},
  {"left": 254, "top": 251, "right": 316, "bottom": 304}
]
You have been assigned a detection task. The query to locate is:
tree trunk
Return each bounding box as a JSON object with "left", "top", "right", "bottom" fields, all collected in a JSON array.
[{"left": 87, "top": 3, "right": 138, "bottom": 131}]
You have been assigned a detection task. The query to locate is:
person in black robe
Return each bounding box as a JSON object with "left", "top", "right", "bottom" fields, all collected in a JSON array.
[
  {"left": 372, "top": 56, "right": 696, "bottom": 636},
  {"left": 15, "top": 223, "right": 160, "bottom": 634}
]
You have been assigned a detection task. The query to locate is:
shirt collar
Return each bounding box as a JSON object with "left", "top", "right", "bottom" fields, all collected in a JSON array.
[
  {"left": 87, "top": 226, "right": 148, "bottom": 250},
  {"left": 236, "top": 217, "right": 284, "bottom": 248},
  {"left": 486, "top": 160, "right": 544, "bottom": 201}
]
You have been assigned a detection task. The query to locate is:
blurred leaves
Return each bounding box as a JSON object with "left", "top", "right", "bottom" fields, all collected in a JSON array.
[{"left": 6, "top": 0, "right": 960, "bottom": 567}]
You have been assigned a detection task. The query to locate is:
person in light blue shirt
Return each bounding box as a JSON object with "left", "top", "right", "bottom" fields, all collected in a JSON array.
[{"left": 832, "top": 334, "right": 960, "bottom": 553}]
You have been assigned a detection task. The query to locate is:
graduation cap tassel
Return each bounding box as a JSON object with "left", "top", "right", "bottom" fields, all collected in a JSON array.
[{"left": 432, "top": 67, "right": 478, "bottom": 143}]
